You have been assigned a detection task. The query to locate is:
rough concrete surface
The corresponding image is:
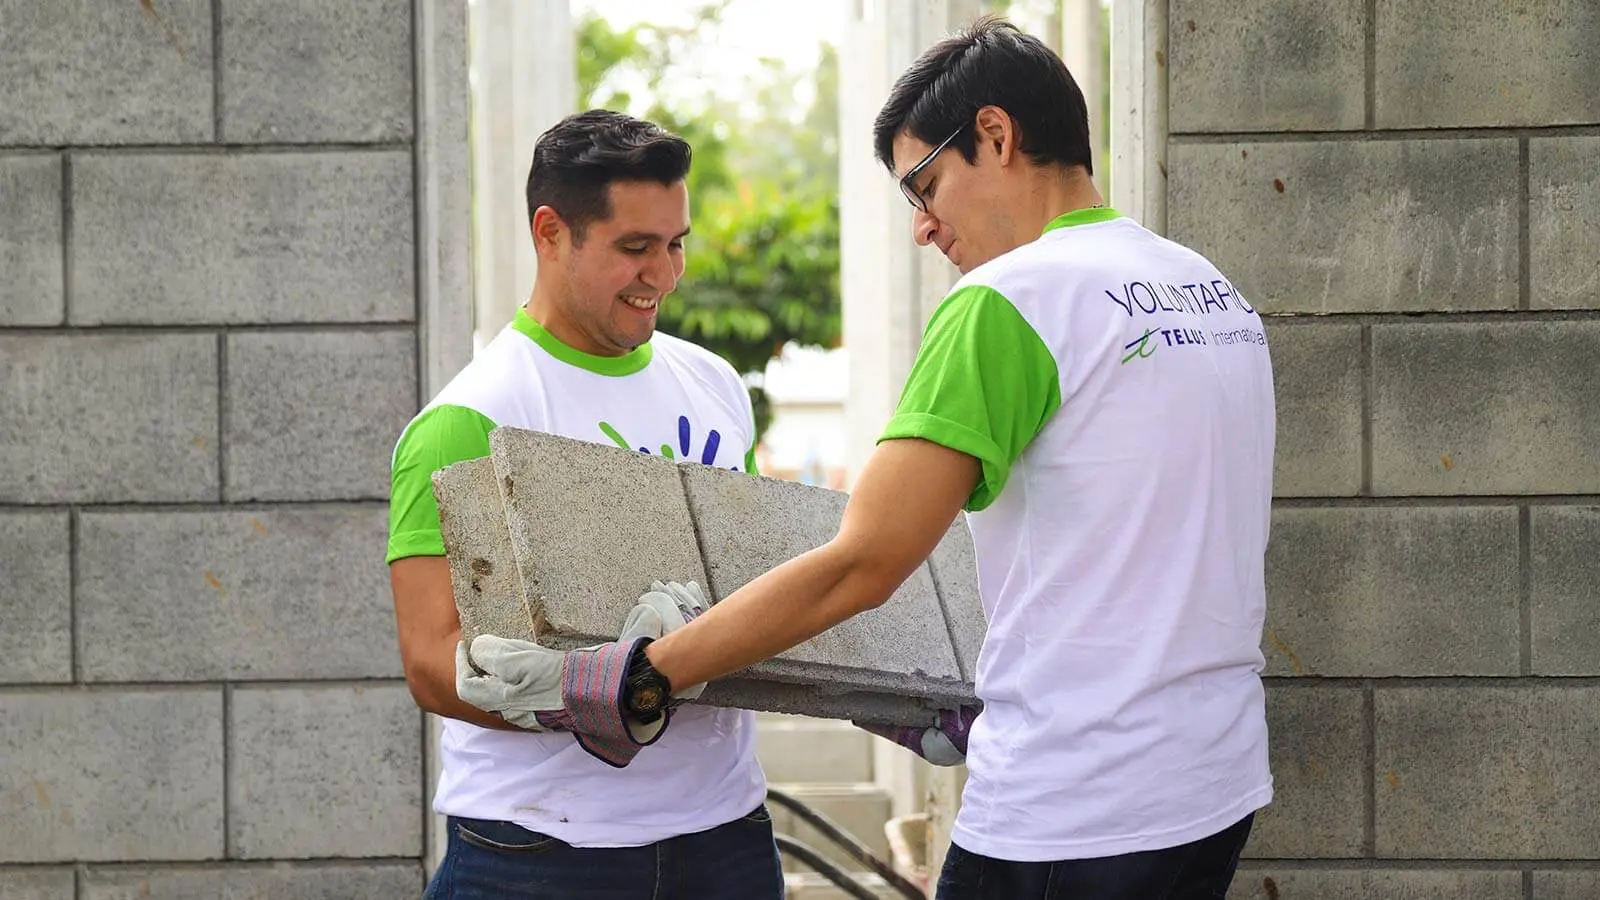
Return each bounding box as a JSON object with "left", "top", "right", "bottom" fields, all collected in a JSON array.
[
  {"left": 680, "top": 461, "right": 962, "bottom": 686},
  {"left": 487, "top": 426, "right": 710, "bottom": 644},
  {"left": 0, "top": 154, "right": 63, "bottom": 325},
  {"left": 1242, "top": 685, "right": 1366, "bottom": 859},
  {"left": 81, "top": 862, "right": 422, "bottom": 900}
]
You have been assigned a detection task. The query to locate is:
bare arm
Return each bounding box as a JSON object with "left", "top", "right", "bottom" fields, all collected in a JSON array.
[
  {"left": 390, "top": 555, "right": 526, "bottom": 731},
  {"left": 644, "top": 437, "right": 980, "bottom": 691}
]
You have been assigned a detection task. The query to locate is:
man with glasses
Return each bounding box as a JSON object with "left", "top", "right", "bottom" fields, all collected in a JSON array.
[{"left": 458, "top": 16, "right": 1276, "bottom": 900}]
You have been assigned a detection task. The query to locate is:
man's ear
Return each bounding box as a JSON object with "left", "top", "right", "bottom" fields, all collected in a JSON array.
[
  {"left": 531, "top": 206, "right": 565, "bottom": 256},
  {"left": 973, "top": 106, "right": 1017, "bottom": 167}
]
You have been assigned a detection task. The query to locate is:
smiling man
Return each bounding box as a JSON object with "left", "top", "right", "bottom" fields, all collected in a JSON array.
[
  {"left": 452, "top": 18, "right": 1278, "bottom": 900},
  {"left": 387, "top": 110, "right": 781, "bottom": 899}
]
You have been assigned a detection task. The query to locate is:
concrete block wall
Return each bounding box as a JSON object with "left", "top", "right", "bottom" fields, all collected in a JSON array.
[
  {"left": 1166, "top": 0, "right": 1600, "bottom": 894},
  {"left": 0, "top": 1, "right": 451, "bottom": 893}
]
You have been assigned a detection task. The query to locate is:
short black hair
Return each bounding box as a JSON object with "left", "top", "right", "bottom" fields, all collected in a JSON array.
[
  {"left": 525, "top": 109, "right": 692, "bottom": 241},
  {"left": 873, "top": 16, "right": 1092, "bottom": 176}
]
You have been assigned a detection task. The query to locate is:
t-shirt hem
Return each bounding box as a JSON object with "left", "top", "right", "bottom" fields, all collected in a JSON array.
[
  {"left": 950, "top": 782, "right": 1274, "bottom": 863},
  {"left": 432, "top": 782, "right": 768, "bottom": 849}
]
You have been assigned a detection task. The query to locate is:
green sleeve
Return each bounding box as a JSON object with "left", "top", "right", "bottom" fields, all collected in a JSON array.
[
  {"left": 878, "top": 284, "right": 1061, "bottom": 512},
  {"left": 386, "top": 404, "right": 498, "bottom": 564}
]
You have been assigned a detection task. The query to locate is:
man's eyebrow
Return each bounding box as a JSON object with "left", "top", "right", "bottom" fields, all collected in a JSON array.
[{"left": 613, "top": 227, "right": 692, "bottom": 243}]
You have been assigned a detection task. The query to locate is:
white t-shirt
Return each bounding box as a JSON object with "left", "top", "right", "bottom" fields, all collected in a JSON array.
[
  {"left": 880, "top": 208, "right": 1275, "bottom": 861},
  {"left": 387, "top": 308, "right": 766, "bottom": 847}
]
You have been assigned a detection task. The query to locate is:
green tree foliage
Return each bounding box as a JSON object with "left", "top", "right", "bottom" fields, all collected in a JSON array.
[{"left": 574, "top": 6, "right": 842, "bottom": 439}]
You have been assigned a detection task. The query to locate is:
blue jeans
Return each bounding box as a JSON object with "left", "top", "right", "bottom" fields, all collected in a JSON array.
[
  {"left": 936, "top": 814, "right": 1254, "bottom": 900},
  {"left": 423, "top": 805, "right": 785, "bottom": 899}
]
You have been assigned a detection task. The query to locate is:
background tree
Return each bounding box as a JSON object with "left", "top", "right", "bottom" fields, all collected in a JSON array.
[{"left": 575, "top": 5, "right": 842, "bottom": 439}]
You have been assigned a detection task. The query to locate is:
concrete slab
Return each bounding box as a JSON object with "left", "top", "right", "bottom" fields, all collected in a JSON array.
[{"left": 436, "top": 427, "right": 980, "bottom": 724}]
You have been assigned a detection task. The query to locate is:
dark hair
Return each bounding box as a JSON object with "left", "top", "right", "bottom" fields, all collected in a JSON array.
[
  {"left": 873, "top": 16, "right": 1092, "bottom": 176},
  {"left": 525, "top": 109, "right": 692, "bottom": 241}
]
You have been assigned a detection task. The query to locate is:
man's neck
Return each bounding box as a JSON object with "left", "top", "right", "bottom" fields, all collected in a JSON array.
[
  {"left": 1012, "top": 166, "right": 1106, "bottom": 243},
  {"left": 522, "top": 284, "right": 618, "bottom": 358}
]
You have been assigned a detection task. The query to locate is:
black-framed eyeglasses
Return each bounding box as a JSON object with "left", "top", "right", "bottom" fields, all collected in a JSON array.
[{"left": 898, "top": 124, "right": 966, "bottom": 213}]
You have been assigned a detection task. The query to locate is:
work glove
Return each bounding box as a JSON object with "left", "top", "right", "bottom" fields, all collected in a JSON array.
[
  {"left": 454, "top": 580, "right": 711, "bottom": 767},
  {"left": 456, "top": 635, "right": 662, "bottom": 767},
  {"left": 627, "top": 580, "right": 711, "bottom": 703},
  {"left": 855, "top": 703, "right": 982, "bottom": 767}
]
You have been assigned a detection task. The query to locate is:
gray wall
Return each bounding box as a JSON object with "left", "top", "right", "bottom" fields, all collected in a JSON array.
[
  {"left": 1165, "top": 0, "right": 1600, "bottom": 896},
  {"left": 0, "top": 1, "right": 466, "bottom": 895}
]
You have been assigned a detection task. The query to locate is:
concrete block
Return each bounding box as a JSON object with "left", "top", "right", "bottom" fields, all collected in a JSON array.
[
  {"left": 757, "top": 716, "right": 875, "bottom": 784},
  {"left": 0, "top": 0, "right": 212, "bottom": 145},
  {"left": 770, "top": 784, "right": 892, "bottom": 876},
  {"left": 1530, "top": 506, "right": 1600, "bottom": 676},
  {"left": 1372, "top": 322, "right": 1600, "bottom": 495},
  {"left": 1230, "top": 869, "right": 1522, "bottom": 900},
  {"left": 0, "top": 334, "right": 217, "bottom": 503},
  {"left": 1264, "top": 507, "right": 1519, "bottom": 677},
  {"left": 229, "top": 684, "right": 421, "bottom": 859},
  {"left": 82, "top": 863, "right": 422, "bottom": 899},
  {"left": 1169, "top": 140, "right": 1519, "bottom": 314},
  {"left": 1375, "top": 0, "right": 1600, "bottom": 128},
  {"left": 224, "top": 330, "right": 417, "bottom": 501},
  {"left": 1264, "top": 322, "right": 1363, "bottom": 497},
  {"left": 926, "top": 514, "right": 986, "bottom": 682},
  {"left": 680, "top": 461, "right": 964, "bottom": 691},
  {"left": 487, "top": 427, "right": 709, "bottom": 644},
  {"left": 71, "top": 152, "right": 414, "bottom": 325},
  {"left": 220, "top": 0, "right": 414, "bottom": 143},
  {"left": 0, "top": 870, "right": 73, "bottom": 900},
  {"left": 0, "top": 513, "right": 70, "bottom": 684},
  {"left": 1531, "top": 137, "right": 1600, "bottom": 310},
  {"left": 0, "top": 688, "right": 223, "bottom": 862},
  {"left": 77, "top": 509, "right": 400, "bottom": 681},
  {"left": 1242, "top": 686, "right": 1365, "bottom": 858},
  {"left": 434, "top": 457, "right": 533, "bottom": 646},
  {"left": 0, "top": 156, "right": 62, "bottom": 325},
  {"left": 785, "top": 873, "right": 901, "bottom": 899},
  {"left": 1169, "top": 0, "right": 1365, "bottom": 133},
  {"left": 1534, "top": 871, "right": 1600, "bottom": 900},
  {"left": 1375, "top": 685, "right": 1600, "bottom": 858}
]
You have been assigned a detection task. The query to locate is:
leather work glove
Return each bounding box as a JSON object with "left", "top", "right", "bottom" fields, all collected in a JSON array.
[
  {"left": 457, "top": 635, "right": 663, "bottom": 767},
  {"left": 624, "top": 580, "right": 711, "bottom": 703},
  {"left": 455, "top": 580, "right": 711, "bottom": 767},
  {"left": 855, "top": 703, "right": 982, "bottom": 767}
]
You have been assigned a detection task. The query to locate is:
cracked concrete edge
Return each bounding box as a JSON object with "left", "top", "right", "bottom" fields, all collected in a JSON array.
[{"left": 431, "top": 456, "right": 534, "bottom": 645}]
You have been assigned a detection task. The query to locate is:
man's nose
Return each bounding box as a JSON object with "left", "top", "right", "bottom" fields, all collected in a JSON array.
[
  {"left": 639, "top": 246, "right": 678, "bottom": 292},
  {"left": 912, "top": 208, "right": 939, "bottom": 247}
]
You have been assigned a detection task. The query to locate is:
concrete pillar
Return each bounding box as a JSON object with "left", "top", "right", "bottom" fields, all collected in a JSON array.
[
  {"left": 423, "top": 0, "right": 575, "bottom": 876},
  {"left": 838, "top": 0, "right": 980, "bottom": 883},
  {"left": 1109, "top": 0, "right": 1167, "bottom": 231},
  {"left": 1061, "top": 0, "right": 1105, "bottom": 192},
  {"left": 468, "top": 0, "right": 576, "bottom": 350}
]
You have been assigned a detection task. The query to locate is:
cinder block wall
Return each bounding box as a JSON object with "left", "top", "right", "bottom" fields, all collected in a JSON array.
[
  {"left": 0, "top": 2, "right": 431, "bottom": 896},
  {"left": 1165, "top": 0, "right": 1600, "bottom": 896}
]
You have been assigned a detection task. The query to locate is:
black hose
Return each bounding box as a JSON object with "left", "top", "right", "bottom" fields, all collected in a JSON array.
[
  {"left": 773, "top": 833, "right": 886, "bottom": 900},
  {"left": 766, "top": 786, "right": 925, "bottom": 899}
]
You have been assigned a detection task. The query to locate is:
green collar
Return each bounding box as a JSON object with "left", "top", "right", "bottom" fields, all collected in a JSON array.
[
  {"left": 513, "top": 308, "right": 653, "bottom": 376},
  {"left": 1041, "top": 206, "right": 1124, "bottom": 234}
]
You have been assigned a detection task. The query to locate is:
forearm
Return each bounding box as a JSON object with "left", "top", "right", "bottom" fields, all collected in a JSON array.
[
  {"left": 405, "top": 629, "right": 526, "bottom": 732},
  {"left": 644, "top": 540, "right": 898, "bottom": 691}
]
